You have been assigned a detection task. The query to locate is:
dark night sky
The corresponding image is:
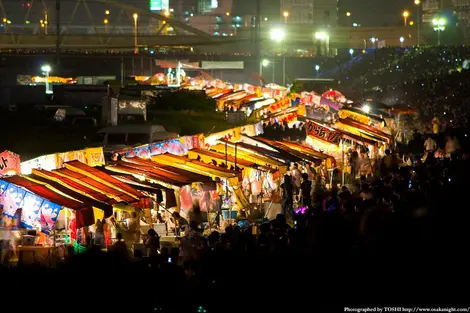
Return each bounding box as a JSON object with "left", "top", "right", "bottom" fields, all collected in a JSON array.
[
  {"left": 233, "top": 0, "right": 414, "bottom": 27},
  {"left": 338, "top": 0, "right": 413, "bottom": 27}
]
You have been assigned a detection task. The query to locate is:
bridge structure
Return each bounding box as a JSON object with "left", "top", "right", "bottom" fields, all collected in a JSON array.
[
  {"left": 0, "top": 0, "right": 232, "bottom": 49},
  {"left": 0, "top": 0, "right": 427, "bottom": 51}
]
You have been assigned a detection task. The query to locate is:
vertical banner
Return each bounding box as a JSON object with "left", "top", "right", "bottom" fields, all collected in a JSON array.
[{"left": 39, "top": 201, "right": 62, "bottom": 234}]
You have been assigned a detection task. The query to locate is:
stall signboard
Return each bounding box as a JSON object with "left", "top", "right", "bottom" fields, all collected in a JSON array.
[
  {"left": 306, "top": 120, "right": 342, "bottom": 145},
  {"left": 0, "top": 150, "right": 21, "bottom": 176},
  {"left": 338, "top": 109, "right": 370, "bottom": 125}
]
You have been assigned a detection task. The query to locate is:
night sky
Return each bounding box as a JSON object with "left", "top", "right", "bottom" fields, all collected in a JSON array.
[
  {"left": 339, "top": 0, "right": 412, "bottom": 27},
  {"left": 234, "top": 0, "right": 414, "bottom": 27}
]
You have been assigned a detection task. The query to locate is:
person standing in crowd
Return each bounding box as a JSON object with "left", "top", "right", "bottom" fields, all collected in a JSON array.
[
  {"left": 349, "top": 146, "right": 359, "bottom": 181},
  {"left": 188, "top": 202, "right": 204, "bottom": 233},
  {"left": 445, "top": 135, "right": 460, "bottom": 159},
  {"left": 145, "top": 229, "right": 160, "bottom": 259},
  {"left": 127, "top": 212, "right": 140, "bottom": 243},
  {"left": 424, "top": 135, "right": 437, "bottom": 154},
  {"left": 432, "top": 115, "right": 441, "bottom": 134},
  {"left": 298, "top": 173, "right": 312, "bottom": 210},
  {"left": 94, "top": 219, "right": 105, "bottom": 248},
  {"left": 290, "top": 163, "right": 302, "bottom": 193},
  {"left": 381, "top": 149, "right": 393, "bottom": 175},
  {"left": 110, "top": 233, "right": 129, "bottom": 259},
  {"left": 280, "top": 174, "right": 294, "bottom": 218}
]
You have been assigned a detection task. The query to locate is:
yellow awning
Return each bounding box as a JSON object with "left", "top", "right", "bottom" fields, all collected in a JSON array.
[{"left": 151, "top": 154, "right": 236, "bottom": 179}]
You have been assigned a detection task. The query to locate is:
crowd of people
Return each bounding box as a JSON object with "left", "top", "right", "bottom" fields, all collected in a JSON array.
[
  {"left": 340, "top": 46, "right": 470, "bottom": 130},
  {"left": 3, "top": 47, "right": 470, "bottom": 310},
  {"left": 4, "top": 134, "right": 469, "bottom": 311}
]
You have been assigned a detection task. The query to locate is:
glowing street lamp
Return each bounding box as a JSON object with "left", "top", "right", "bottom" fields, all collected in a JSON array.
[
  {"left": 104, "top": 18, "right": 109, "bottom": 33},
  {"left": 346, "top": 12, "right": 351, "bottom": 26},
  {"left": 432, "top": 17, "right": 446, "bottom": 45},
  {"left": 41, "top": 65, "right": 52, "bottom": 94},
  {"left": 414, "top": 0, "right": 421, "bottom": 46},
  {"left": 403, "top": 10, "right": 409, "bottom": 27},
  {"left": 315, "top": 31, "right": 330, "bottom": 56},
  {"left": 260, "top": 59, "right": 269, "bottom": 81},
  {"left": 315, "top": 64, "right": 320, "bottom": 77},
  {"left": 283, "top": 11, "right": 289, "bottom": 24},
  {"left": 349, "top": 48, "right": 354, "bottom": 58},
  {"left": 133, "top": 13, "right": 138, "bottom": 54},
  {"left": 399, "top": 36, "right": 405, "bottom": 47},
  {"left": 270, "top": 28, "right": 285, "bottom": 42},
  {"left": 270, "top": 28, "right": 286, "bottom": 85},
  {"left": 105, "top": 10, "right": 110, "bottom": 15}
]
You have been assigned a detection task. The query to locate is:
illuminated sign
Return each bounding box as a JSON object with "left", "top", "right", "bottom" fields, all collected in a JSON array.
[
  {"left": 150, "top": 0, "right": 169, "bottom": 11},
  {"left": 306, "top": 120, "right": 342, "bottom": 145}
]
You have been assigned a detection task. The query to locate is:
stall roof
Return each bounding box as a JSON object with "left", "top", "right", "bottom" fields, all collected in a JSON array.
[
  {"left": 118, "top": 160, "right": 202, "bottom": 184},
  {"left": 32, "top": 169, "right": 117, "bottom": 205},
  {"left": 210, "top": 143, "right": 286, "bottom": 168},
  {"left": 188, "top": 149, "right": 258, "bottom": 169},
  {"left": 1, "top": 175, "right": 87, "bottom": 210},
  {"left": 337, "top": 118, "right": 391, "bottom": 142},
  {"left": 105, "top": 163, "right": 185, "bottom": 187},
  {"left": 27, "top": 174, "right": 113, "bottom": 216},
  {"left": 275, "top": 141, "right": 333, "bottom": 160},
  {"left": 254, "top": 137, "right": 324, "bottom": 163},
  {"left": 228, "top": 141, "right": 302, "bottom": 163},
  {"left": 123, "top": 157, "right": 213, "bottom": 183},
  {"left": 53, "top": 168, "right": 138, "bottom": 204},
  {"left": 64, "top": 161, "right": 144, "bottom": 199},
  {"left": 152, "top": 154, "right": 238, "bottom": 179}
]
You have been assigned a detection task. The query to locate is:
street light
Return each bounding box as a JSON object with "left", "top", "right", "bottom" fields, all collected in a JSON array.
[
  {"left": 370, "top": 37, "right": 378, "bottom": 48},
  {"left": 402, "top": 10, "right": 409, "bottom": 27},
  {"left": 349, "top": 48, "right": 354, "bottom": 58},
  {"left": 414, "top": 0, "right": 421, "bottom": 46},
  {"left": 432, "top": 17, "right": 446, "bottom": 46},
  {"left": 270, "top": 28, "right": 286, "bottom": 85},
  {"left": 133, "top": 13, "right": 138, "bottom": 54},
  {"left": 315, "top": 65, "right": 320, "bottom": 77},
  {"left": 104, "top": 18, "right": 109, "bottom": 33},
  {"left": 315, "top": 31, "right": 330, "bottom": 56},
  {"left": 283, "top": 11, "right": 289, "bottom": 24},
  {"left": 346, "top": 12, "right": 351, "bottom": 26},
  {"left": 260, "top": 59, "right": 269, "bottom": 81},
  {"left": 399, "top": 36, "right": 405, "bottom": 47},
  {"left": 105, "top": 10, "right": 110, "bottom": 15},
  {"left": 41, "top": 65, "right": 52, "bottom": 94}
]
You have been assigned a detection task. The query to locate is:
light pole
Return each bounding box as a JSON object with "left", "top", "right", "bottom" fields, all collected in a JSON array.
[
  {"left": 400, "top": 36, "right": 405, "bottom": 47},
  {"left": 402, "top": 10, "right": 409, "bottom": 27},
  {"left": 260, "top": 59, "right": 269, "bottom": 84},
  {"left": 346, "top": 12, "right": 351, "bottom": 26},
  {"left": 44, "top": 10, "right": 48, "bottom": 34},
  {"left": 270, "top": 28, "right": 286, "bottom": 85},
  {"left": 315, "top": 31, "right": 330, "bottom": 56},
  {"left": 349, "top": 48, "right": 354, "bottom": 58},
  {"left": 283, "top": 11, "right": 289, "bottom": 24},
  {"left": 414, "top": 0, "right": 421, "bottom": 46},
  {"left": 432, "top": 17, "right": 446, "bottom": 46},
  {"left": 133, "top": 13, "right": 138, "bottom": 54},
  {"left": 41, "top": 64, "right": 52, "bottom": 94},
  {"left": 104, "top": 18, "right": 109, "bottom": 33},
  {"left": 315, "top": 65, "right": 320, "bottom": 77},
  {"left": 370, "top": 37, "right": 377, "bottom": 48}
]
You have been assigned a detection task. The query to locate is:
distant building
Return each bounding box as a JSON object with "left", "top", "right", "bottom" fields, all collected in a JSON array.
[
  {"left": 422, "top": 0, "right": 470, "bottom": 25},
  {"left": 186, "top": 0, "right": 234, "bottom": 35},
  {"left": 280, "top": 0, "right": 337, "bottom": 26}
]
